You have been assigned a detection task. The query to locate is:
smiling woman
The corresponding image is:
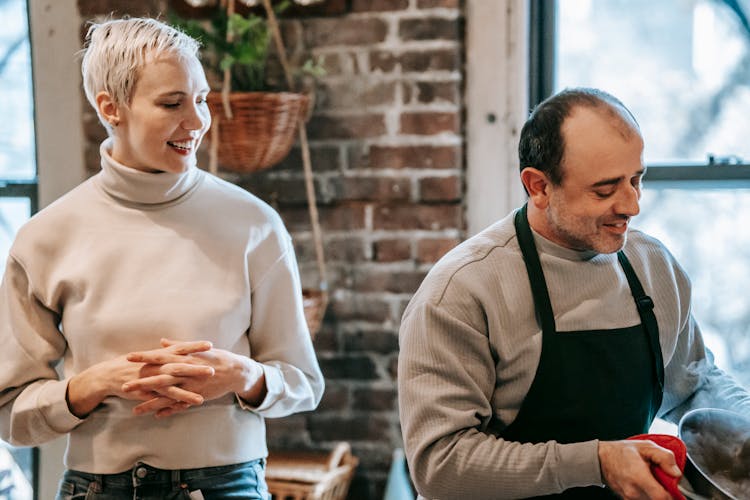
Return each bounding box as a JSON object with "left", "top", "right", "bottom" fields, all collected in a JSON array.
[{"left": 0, "top": 16, "right": 323, "bottom": 500}]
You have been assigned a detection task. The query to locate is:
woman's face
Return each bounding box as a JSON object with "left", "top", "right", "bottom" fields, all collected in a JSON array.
[{"left": 111, "top": 52, "right": 211, "bottom": 173}]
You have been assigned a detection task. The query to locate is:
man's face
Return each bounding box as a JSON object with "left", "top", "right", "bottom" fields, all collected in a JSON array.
[{"left": 543, "top": 106, "right": 645, "bottom": 254}]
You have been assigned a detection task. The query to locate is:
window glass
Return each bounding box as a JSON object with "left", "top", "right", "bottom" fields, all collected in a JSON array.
[
  {"left": 0, "top": 0, "right": 36, "bottom": 497},
  {"left": 0, "top": 198, "right": 30, "bottom": 275},
  {"left": 556, "top": 0, "right": 750, "bottom": 388},
  {"left": 636, "top": 190, "right": 750, "bottom": 387},
  {"left": 557, "top": 0, "right": 750, "bottom": 164},
  {"left": 0, "top": 0, "right": 36, "bottom": 180}
]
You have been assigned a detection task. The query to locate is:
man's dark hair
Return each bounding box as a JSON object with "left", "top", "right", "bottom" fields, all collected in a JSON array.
[{"left": 518, "top": 87, "right": 638, "bottom": 186}]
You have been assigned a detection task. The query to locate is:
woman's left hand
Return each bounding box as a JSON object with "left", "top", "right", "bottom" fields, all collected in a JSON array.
[{"left": 122, "top": 338, "right": 266, "bottom": 418}]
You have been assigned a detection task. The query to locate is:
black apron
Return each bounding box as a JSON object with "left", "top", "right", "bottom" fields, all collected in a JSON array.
[{"left": 501, "top": 205, "right": 665, "bottom": 499}]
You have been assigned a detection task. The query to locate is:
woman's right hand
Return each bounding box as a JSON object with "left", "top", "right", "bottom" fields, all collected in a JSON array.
[{"left": 65, "top": 340, "right": 214, "bottom": 418}]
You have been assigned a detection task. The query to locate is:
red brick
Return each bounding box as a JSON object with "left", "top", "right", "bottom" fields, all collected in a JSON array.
[
  {"left": 417, "top": 237, "right": 460, "bottom": 263},
  {"left": 239, "top": 175, "right": 323, "bottom": 206},
  {"left": 271, "top": 0, "right": 348, "bottom": 16},
  {"left": 78, "top": 0, "right": 162, "bottom": 16},
  {"left": 399, "top": 17, "right": 459, "bottom": 41},
  {"left": 388, "top": 354, "right": 399, "bottom": 380},
  {"left": 309, "top": 414, "right": 390, "bottom": 441},
  {"left": 326, "top": 237, "right": 368, "bottom": 261},
  {"left": 418, "top": 0, "right": 460, "bottom": 7},
  {"left": 373, "top": 239, "right": 412, "bottom": 262},
  {"left": 318, "top": 53, "right": 344, "bottom": 76},
  {"left": 374, "top": 204, "right": 463, "bottom": 230},
  {"left": 311, "top": 325, "right": 338, "bottom": 351},
  {"left": 280, "top": 204, "right": 367, "bottom": 231},
  {"left": 316, "top": 81, "right": 397, "bottom": 109},
  {"left": 348, "top": 476, "right": 387, "bottom": 500},
  {"left": 352, "top": 0, "right": 408, "bottom": 12},
  {"left": 400, "top": 112, "right": 460, "bottom": 135},
  {"left": 303, "top": 18, "right": 388, "bottom": 46},
  {"left": 349, "top": 444, "right": 394, "bottom": 471},
  {"left": 370, "top": 51, "right": 398, "bottom": 72},
  {"left": 353, "top": 144, "right": 461, "bottom": 169},
  {"left": 319, "top": 355, "right": 379, "bottom": 380},
  {"left": 352, "top": 268, "right": 427, "bottom": 294},
  {"left": 294, "top": 236, "right": 366, "bottom": 262},
  {"left": 331, "top": 293, "right": 392, "bottom": 322},
  {"left": 83, "top": 109, "right": 107, "bottom": 143},
  {"left": 419, "top": 175, "right": 462, "bottom": 201},
  {"left": 265, "top": 414, "right": 310, "bottom": 448},
  {"left": 353, "top": 387, "right": 397, "bottom": 411},
  {"left": 330, "top": 177, "right": 411, "bottom": 201},
  {"left": 273, "top": 145, "right": 341, "bottom": 173},
  {"left": 308, "top": 114, "right": 387, "bottom": 140},
  {"left": 85, "top": 144, "right": 102, "bottom": 175},
  {"left": 404, "top": 81, "right": 460, "bottom": 104},
  {"left": 400, "top": 49, "right": 461, "bottom": 72},
  {"left": 317, "top": 383, "right": 350, "bottom": 411},
  {"left": 343, "top": 329, "right": 400, "bottom": 353}
]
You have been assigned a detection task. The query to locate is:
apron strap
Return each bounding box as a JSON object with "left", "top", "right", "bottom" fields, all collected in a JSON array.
[
  {"left": 514, "top": 205, "right": 557, "bottom": 335},
  {"left": 617, "top": 250, "right": 665, "bottom": 396}
]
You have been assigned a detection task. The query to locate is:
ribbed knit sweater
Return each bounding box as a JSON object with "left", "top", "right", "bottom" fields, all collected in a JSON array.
[
  {"left": 0, "top": 140, "right": 324, "bottom": 473},
  {"left": 398, "top": 209, "right": 750, "bottom": 499}
]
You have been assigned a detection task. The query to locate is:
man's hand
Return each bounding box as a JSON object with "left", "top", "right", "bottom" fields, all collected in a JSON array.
[
  {"left": 598, "top": 439, "right": 682, "bottom": 500},
  {"left": 122, "top": 338, "right": 266, "bottom": 418}
]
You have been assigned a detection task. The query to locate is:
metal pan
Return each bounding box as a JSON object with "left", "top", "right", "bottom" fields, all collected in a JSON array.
[{"left": 678, "top": 408, "right": 750, "bottom": 500}]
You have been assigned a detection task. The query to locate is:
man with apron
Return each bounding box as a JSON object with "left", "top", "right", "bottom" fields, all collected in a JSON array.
[{"left": 398, "top": 88, "right": 750, "bottom": 499}]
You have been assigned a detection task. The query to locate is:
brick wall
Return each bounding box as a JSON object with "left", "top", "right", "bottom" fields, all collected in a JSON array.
[{"left": 77, "top": 0, "right": 465, "bottom": 497}]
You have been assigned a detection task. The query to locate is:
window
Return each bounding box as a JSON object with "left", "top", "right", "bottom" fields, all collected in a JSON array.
[
  {"left": 0, "top": 0, "right": 38, "bottom": 497},
  {"left": 533, "top": 0, "right": 750, "bottom": 388}
]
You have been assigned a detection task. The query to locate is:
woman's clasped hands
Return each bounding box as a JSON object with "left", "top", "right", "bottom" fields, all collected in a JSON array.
[
  {"left": 123, "top": 338, "right": 267, "bottom": 418},
  {"left": 67, "top": 338, "right": 266, "bottom": 420}
]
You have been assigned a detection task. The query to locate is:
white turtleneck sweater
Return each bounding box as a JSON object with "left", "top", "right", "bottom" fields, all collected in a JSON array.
[{"left": 0, "top": 140, "right": 324, "bottom": 473}]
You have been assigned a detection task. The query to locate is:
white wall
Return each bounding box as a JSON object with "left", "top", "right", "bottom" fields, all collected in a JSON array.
[
  {"left": 29, "top": 0, "right": 86, "bottom": 208},
  {"left": 465, "top": 0, "right": 528, "bottom": 235},
  {"left": 28, "top": 0, "right": 85, "bottom": 498}
]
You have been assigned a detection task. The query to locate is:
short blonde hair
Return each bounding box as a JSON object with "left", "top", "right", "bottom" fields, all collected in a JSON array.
[{"left": 80, "top": 17, "right": 200, "bottom": 130}]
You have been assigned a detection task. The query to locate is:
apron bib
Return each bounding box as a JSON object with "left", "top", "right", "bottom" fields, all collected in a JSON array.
[{"left": 500, "top": 205, "right": 664, "bottom": 499}]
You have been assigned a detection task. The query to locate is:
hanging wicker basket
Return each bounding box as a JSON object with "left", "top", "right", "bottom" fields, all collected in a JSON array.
[
  {"left": 206, "top": 91, "right": 309, "bottom": 172},
  {"left": 302, "top": 289, "right": 328, "bottom": 339}
]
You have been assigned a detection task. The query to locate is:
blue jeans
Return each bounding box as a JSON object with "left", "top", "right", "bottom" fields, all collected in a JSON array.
[{"left": 55, "top": 459, "right": 269, "bottom": 500}]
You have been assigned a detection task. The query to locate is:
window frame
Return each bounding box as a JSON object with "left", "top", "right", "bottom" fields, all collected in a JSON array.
[
  {"left": 0, "top": 181, "right": 38, "bottom": 213},
  {"left": 0, "top": 0, "right": 41, "bottom": 497},
  {"left": 528, "top": 0, "right": 750, "bottom": 185}
]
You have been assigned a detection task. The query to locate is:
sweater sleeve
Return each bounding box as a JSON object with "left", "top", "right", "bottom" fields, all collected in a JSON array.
[
  {"left": 237, "top": 229, "right": 324, "bottom": 417},
  {"left": 0, "top": 256, "right": 83, "bottom": 446},
  {"left": 398, "top": 298, "right": 602, "bottom": 500}
]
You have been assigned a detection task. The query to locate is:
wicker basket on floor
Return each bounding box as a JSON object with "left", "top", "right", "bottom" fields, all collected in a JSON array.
[
  {"left": 266, "top": 442, "right": 358, "bottom": 500},
  {"left": 206, "top": 91, "right": 309, "bottom": 172}
]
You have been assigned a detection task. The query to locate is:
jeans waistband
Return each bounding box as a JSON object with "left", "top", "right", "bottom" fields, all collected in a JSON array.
[{"left": 67, "top": 459, "right": 262, "bottom": 490}]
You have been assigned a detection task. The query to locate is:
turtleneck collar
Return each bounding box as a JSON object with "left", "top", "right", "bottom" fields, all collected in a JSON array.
[
  {"left": 530, "top": 226, "right": 601, "bottom": 262},
  {"left": 96, "top": 138, "right": 203, "bottom": 206}
]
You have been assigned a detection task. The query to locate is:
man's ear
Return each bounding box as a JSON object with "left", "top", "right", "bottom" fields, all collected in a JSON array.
[
  {"left": 520, "top": 167, "right": 551, "bottom": 209},
  {"left": 96, "top": 91, "right": 121, "bottom": 127}
]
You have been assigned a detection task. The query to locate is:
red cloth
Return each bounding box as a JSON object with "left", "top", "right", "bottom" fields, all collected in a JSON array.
[{"left": 627, "top": 433, "right": 687, "bottom": 500}]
